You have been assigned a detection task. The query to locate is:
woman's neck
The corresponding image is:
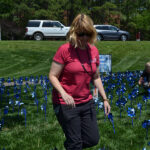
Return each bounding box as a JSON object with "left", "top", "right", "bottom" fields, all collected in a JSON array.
[{"left": 77, "top": 43, "right": 87, "bottom": 50}]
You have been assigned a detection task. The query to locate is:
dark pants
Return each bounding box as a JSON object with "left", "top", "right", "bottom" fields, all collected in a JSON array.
[{"left": 53, "top": 99, "right": 100, "bottom": 150}]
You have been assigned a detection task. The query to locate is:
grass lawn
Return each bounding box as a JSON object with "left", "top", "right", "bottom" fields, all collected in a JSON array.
[
  {"left": 0, "top": 41, "right": 150, "bottom": 78},
  {"left": 0, "top": 41, "right": 150, "bottom": 150}
]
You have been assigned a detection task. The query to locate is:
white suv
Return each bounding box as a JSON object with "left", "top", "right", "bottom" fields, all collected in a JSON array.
[{"left": 25, "top": 20, "right": 70, "bottom": 40}]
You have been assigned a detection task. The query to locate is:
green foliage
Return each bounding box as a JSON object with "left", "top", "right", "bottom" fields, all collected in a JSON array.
[
  {"left": 0, "top": 0, "right": 14, "bottom": 18},
  {"left": 0, "top": 0, "right": 150, "bottom": 40}
]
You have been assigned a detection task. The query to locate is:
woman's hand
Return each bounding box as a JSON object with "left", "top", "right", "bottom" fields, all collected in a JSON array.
[
  {"left": 61, "top": 92, "right": 76, "bottom": 108},
  {"left": 104, "top": 101, "right": 111, "bottom": 116}
]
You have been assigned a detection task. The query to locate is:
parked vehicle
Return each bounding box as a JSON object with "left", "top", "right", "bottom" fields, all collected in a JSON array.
[
  {"left": 25, "top": 20, "right": 70, "bottom": 40},
  {"left": 94, "top": 25, "right": 130, "bottom": 41}
]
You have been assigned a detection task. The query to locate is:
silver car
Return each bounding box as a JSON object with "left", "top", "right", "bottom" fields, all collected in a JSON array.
[
  {"left": 94, "top": 25, "right": 130, "bottom": 41},
  {"left": 25, "top": 20, "right": 70, "bottom": 40}
]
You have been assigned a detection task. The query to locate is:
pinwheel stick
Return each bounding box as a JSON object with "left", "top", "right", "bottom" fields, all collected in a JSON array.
[
  {"left": 120, "top": 107, "right": 122, "bottom": 118},
  {"left": 44, "top": 106, "right": 46, "bottom": 121},
  {"left": 25, "top": 113, "right": 27, "bottom": 127},
  {"left": 132, "top": 118, "right": 133, "bottom": 127},
  {"left": 139, "top": 109, "right": 141, "bottom": 120},
  {"left": 112, "top": 121, "right": 115, "bottom": 134}
]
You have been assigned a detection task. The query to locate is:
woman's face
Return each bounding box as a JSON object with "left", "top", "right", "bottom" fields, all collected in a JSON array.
[{"left": 76, "top": 32, "right": 91, "bottom": 46}]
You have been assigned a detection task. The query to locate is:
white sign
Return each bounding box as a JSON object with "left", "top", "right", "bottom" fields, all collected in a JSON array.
[{"left": 99, "top": 55, "right": 112, "bottom": 73}]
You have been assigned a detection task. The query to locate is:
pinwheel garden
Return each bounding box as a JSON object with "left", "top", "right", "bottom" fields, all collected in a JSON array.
[{"left": 0, "top": 41, "right": 150, "bottom": 150}]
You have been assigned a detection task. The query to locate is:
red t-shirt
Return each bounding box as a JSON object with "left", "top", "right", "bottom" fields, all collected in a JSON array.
[{"left": 52, "top": 43, "right": 100, "bottom": 104}]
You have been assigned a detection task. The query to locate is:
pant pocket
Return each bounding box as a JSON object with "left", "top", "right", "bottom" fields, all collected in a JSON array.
[
  {"left": 90, "top": 100, "right": 97, "bottom": 117},
  {"left": 61, "top": 105, "right": 76, "bottom": 122}
]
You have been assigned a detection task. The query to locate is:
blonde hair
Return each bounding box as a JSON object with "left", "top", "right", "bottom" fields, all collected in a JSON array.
[
  {"left": 67, "top": 14, "right": 97, "bottom": 47},
  {"left": 145, "top": 62, "right": 150, "bottom": 69}
]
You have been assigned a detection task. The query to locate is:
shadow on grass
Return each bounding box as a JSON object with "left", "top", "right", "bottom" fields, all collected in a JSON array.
[{"left": 2, "top": 114, "right": 25, "bottom": 129}]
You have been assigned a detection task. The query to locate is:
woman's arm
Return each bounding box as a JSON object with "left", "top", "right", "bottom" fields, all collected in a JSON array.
[
  {"left": 138, "top": 77, "right": 144, "bottom": 85},
  {"left": 93, "top": 67, "right": 111, "bottom": 115},
  {"left": 49, "top": 61, "right": 75, "bottom": 107}
]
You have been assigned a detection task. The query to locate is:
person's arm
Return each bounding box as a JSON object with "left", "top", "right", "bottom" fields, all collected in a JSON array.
[
  {"left": 93, "top": 67, "right": 111, "bottom": 115},
  {"left": 138, "top": 77, "right": 144, "bottom": 85},
  {"left": 49, "top": 61, "right": 75, "bottom": 107}
]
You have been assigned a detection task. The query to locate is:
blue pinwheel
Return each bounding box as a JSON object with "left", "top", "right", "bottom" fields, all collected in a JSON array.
[
  {"left": 25, "top": 76, "right": 28, "bottom": 82},
  {"left": 34, "top": 98, "right": 39, "bottom": 113},
  {"left": 44, "top": 90, "right": 48, "bottom": 104},
  {"left": 116, "top": 97, "right": 127, "bottom": 118},
  {"left": 148, "top": 88, "right": 150, "bottom": 99},
  {"left": 0, "top": 85, "right": 5, "bottom": 102},
  {"left": 41, "top": 103, "right": 47, "bottom": 120},
  {"left": 147, "top": 141, "right": 150, "bottom": 146},
  {"left": 97, "top": 101, "right": 103, "bottom": 115},
  {"left": 7, "top": 77, "right": 11, "bottom": 84},
  {"left": 142, "top": 120, "right": 150, "bottom": 139},
  {"left": 127, "top": 107, "right": 135, "bottom": 127},
  {"left": 0, "top": 119, "right": 4, "bottom": 131},
  {"left": 108, "top": 94, "right": 113, "bottom": 105},
  {"left": 31, "top": 91, "right": 36, "bottom": 98},
  {"left": 128, "top": 93, "right": 134, "bottom": 107},
  {"left": 9, "top": 99, "right": 14, "bottom": 112},
  {"left": 93, "top": 96, "right": 99, "bottom": 103},
  {"left": 108, "top": 113, "right": 115, "bottom": 134},
  {"left": 137, "top": 103, "right": 142, "bottom": 119},
  {"left": 4, "top": 106, "right": 9, "bottom": 115},
  {"left": 143, "top": 95, "right": 148, "bottom": 110},
  {"left": 15, "top": 101, "right": 24, "bottom": 116}
]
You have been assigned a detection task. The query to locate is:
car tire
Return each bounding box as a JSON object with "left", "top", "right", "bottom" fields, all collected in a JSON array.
[
  {"left": 33, "top": 32, "right": 43, "bottom": 41},
  {"left": 97, "top": 34, "right": 103, "bottom": 41},
  {"left": 121, "top": 35, "right": 127, "bottom": 41}
]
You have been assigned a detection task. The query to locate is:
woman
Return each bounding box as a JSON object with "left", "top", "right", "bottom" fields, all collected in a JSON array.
[{"left": 49, "top": 14, "right": 111, "bottom": 150}]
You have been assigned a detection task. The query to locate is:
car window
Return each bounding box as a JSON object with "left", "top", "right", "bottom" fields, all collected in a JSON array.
[
  {"left": 95, "top": 26, "right": 109, "bottom": 30},
  {"left": 42, "top": 22, "right": 53, "bottom": 27},
  {"left": 109, "top": 26, "right": 118, "bottom": 31},
  {"left": 27, "top": 21, "right": 40, "bottom": 27},
  {"left": 102, "top": 26, "right": 109, "bottom": 30},
  {"left": 52, "top": 22, "right": 62, "bottom": 28},
  {"left": 95, "top": 26, "right": 103, "bottom": 30}
]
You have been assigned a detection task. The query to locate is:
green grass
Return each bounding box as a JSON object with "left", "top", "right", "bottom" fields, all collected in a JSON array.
[
  {"left": 0, "top": 41, "right": 150, "bottom": 150},
  {"left": 0, "top": 41, "right": 150, "bottom": 78}
]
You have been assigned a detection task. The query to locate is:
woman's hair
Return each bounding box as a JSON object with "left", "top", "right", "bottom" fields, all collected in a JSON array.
[
  {"left": 145, "top": 62, "right": 150, "bottom": 69},
  {"left": 67, "top": 13, "right": 97, "bottom": 47}
]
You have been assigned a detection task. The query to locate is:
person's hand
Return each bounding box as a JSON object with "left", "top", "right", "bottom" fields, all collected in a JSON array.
[
  {"left": 61, "top": 92, "right": 76, "bottom": 108},
  {"left": 138, "top": 78, "right": 144, "bottom": 85},
  {"left": 104, "top": 100, "right": 111, "bottom": 116}
]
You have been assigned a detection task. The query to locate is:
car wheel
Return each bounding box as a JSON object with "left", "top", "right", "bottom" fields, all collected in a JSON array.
[
  {"left": 121, "top": 35, "right": 127, "bottom": 41},
  {"left": 97, "top": 34, "right": 102, "bottom": 41},
  {"left": 33, "top": 33, "right": 43, "bottom": 41}
]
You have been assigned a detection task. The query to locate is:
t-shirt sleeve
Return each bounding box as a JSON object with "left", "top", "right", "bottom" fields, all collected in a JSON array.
[{"left": 53, "top": 45, "right": 66, "bottom": 64}]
